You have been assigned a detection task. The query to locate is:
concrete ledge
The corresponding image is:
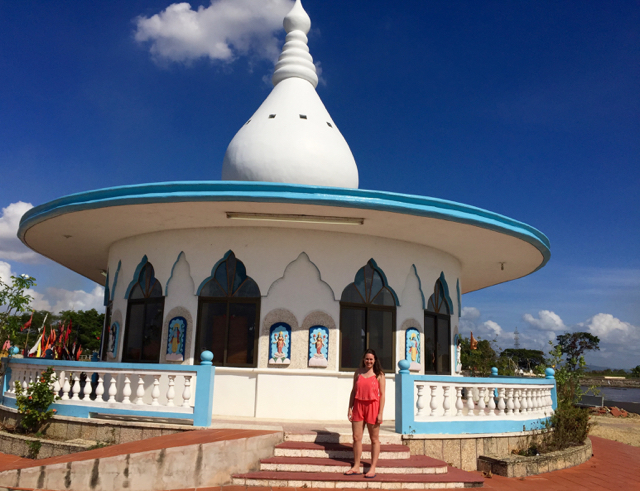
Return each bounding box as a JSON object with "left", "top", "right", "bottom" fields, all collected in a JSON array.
[
  {"left": 0, "top": 430, "right": 95, "bottom": 459},
  {"left": 477, "top": 438, "right": 592, "bottom": 477},
  {"left": 0, "top": 431, "right": 283, "bottom": 490}
]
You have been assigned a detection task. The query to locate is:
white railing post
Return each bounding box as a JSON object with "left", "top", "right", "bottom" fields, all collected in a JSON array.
[
  {"left": 455, "top": 386, "right": 464, "bottom": 416},
  {"left": 443, "top": 385, "right": 451, "bottom": 416},
  {"left": 477, "top": 386, "right": 486, "bottom": 415},
  {"left": 466, "top": 387, "right": 475, "bottom": 416},
  {"left": 61, "top": 372, "right": 71, "bottom": 400},
  {"left": 71, "top": 373, "right": 81, "bottom": 400},
  {"left": 122, "top": 374, "right": 132, "bottom": 404},
  {"left": 95, "top": 372, "right": 105, "bottom": 402},
  {"left": 166, "top": 375, "right": 176, "bottom": 407},
  {"left": 520, "top": 388, "right": 528, "bottom": 413},
  {"left": 488, "top": 387, "right": 496, "bottom": 416},
  {"left": 415, "top": 384, "right": 425, "bottom": 416},
  {"left": 135, "top": 375, "right": 145, "bottom": 405},
  {"left": 506, "top": 388, "right": 514, "bottom": 415},
  {"left": 151, "top": 375, "right": 161, "bottom": 406},
  {"left": 527, "top": 388, "right": 534, "bottom": 413},
  {"left": 182, "top": 375, "right": 192, "bottom": 408},
  {"left": 513, "top": 388, "right": 521, "bottom": 414},
  {"left": 497, "top": 387, "right": 506, "bottom": 416},
  {"left": 108, "top": 374, "right": 118, "bottom": 403}
]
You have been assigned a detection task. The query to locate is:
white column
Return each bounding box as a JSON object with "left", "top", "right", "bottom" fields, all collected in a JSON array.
[
  {"left": 443, "top": 385, "right": 452, "bottom": 416},
  {"left": 122, "top": 375, "right": 132, "bottom": 404},
  {"left": 416, "top": 384, "right": 426, "bottom": 416},
  {"left": 135, "top": 375, "right": 145, "bottom": 405},
  {"left": 455, "top": 387, "right": 464, "bottom": 416},
  {"left": 166, "top": 375, "right": 176, "bottom": 407},
  {"left": 181, "top": 376, "right": 192, "bottom": 408},
  {"left": 151, "top": 375, "right": 161, "bottom": 406},
  {"left": 506, "top": 388, "right": 514, "bottom": 415},
  {"left": 466, "top": 387, "right": 475, "bottom": 416},
  {"left": 108, "top": 374, "right": 118, "bottom": 403}
]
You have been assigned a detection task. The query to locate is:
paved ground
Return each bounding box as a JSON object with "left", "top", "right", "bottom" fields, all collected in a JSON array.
[{"left": 0, "top": 435, "right": 638, "bottom": 490}]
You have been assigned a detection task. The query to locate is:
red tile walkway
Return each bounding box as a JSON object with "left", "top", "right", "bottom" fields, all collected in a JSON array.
[{"left": 0, "top": 435, "right": 638, "bottom": 490}]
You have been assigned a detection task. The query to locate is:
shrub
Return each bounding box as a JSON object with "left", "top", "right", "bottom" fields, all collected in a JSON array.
[
  {"left": 548, "top": 405, "right": 591, "bottom": 450},
  {"left": 14, "top": 367, "right": 60, "bottom": 433}
]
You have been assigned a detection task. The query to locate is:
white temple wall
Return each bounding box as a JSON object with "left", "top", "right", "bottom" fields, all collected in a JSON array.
[{"left": 106, "top": 226, "right": 461, "bottom": 420}]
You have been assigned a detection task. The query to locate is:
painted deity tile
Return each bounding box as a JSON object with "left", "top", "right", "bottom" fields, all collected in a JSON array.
[
  {"left": 166, "top": 316, "right": 186, "bottom": 362},
  {"left": 308, "top": 326, "right": 328, "bottom": 368},
  {"left": 405, "top": 327, "right": 421, "bottom": 371},
  {"left": 269, "top": 323, "right": 291, "bottom": 365}
]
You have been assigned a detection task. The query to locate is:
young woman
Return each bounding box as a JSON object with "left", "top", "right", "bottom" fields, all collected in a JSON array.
[{"left": 345, "top": 349, "right": 386, "bottom": 478}]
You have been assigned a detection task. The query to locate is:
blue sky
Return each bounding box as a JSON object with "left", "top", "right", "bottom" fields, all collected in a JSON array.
[{"left": 0, "top": 1, "right": 638, "bottom": 367}]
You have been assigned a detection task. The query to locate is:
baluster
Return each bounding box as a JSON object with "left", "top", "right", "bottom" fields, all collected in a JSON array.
[
  {"left": 455, "top": 387, "right": 464, "bottom": 416},
  {"left": 71, "top": 373, "right": 81, "bottom": 400},
  {"left": 488, "top": 387, "right": 496, "bottom": 416},
  {"left": 532, "top": 388, "right": 539, "bottom": 412},
  {"left": 51, "top": 371, "right": 61, "bottom": 397},
  {"left": 477, "top": 387, "right": 486, "bottom": 415},
  {"left": 95, "top": 373, "right": 105, "bottom": 402},
  {"left": 182, "top": 376, "right": 192, "bottom": 408},
  {"left": 416, "top": 384, "right": 426, "bottom": 416},
  {"left": 520, "top": 388, "right": 528, "bottom": 413},
  {"left": 135, "top": 375, "right": 145, "bottom": 405},
  {"left": 497, "top": 388, "right": 506, "bottom": 416},
  {"left": 537, "top": 389, "right": 543, "bottom": 412},
  {"left": 443, "top": 386, "right": 451, "bottom": 416},
  {"left": 22, "top": 370, "right": 29, "bottom": 391},
  {"left": 151, "top": 375, "right": 161, "bottom": 406},
  {"left": 513, "top": 388, "right": 521, "bottom": 414},
  {"left": 466, "top": 387, "right": 475, "bottom": 416},
  {"left": 548, "top": 388, "right": 555, "bottom": 414},
  {"left": 61, "top": 373, "right": 71, "bottom": 400},
  {"left": 108, "top": 374, "right": 118, "bottom": 403},
  {"left": 527, "top": 389, "right": 534, "bottom": 412},
  {"left": 5, "top": 369, "right": 13, "bottom": 395},
  {"left": 506, "top": 388, "right": 514, "bottom": 415},
  {"left": 122, "top": 374, "right": 132, "bottom": 404},
  {"left": 81, "top": 373, "right": 91, "bottom": 400},
  {"left": 166, "top": 375, "right": 176, "bottom": 407}
]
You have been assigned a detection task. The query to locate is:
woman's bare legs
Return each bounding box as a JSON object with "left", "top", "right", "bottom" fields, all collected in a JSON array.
[
  {"left": 365, "top": 423, "right": 380, "bottom": 477},
  {"left": 346, "top": 420, "right": 365, "bottom": 474}
]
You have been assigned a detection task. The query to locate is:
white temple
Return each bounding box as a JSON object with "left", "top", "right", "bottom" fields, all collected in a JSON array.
[{"left": 16, "top": 0, "right": 550, "bottom": 422}]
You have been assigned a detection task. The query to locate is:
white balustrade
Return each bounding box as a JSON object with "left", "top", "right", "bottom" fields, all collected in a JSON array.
[
  {"left": 413, "top": 380, "right": 555, "bottom": 421},
  {"left": 2, "top": 362, "right": 199, "bottom": 416}
]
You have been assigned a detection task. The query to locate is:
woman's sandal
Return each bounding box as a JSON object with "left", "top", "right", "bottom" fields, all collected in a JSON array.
[
  {"left": 344, "top": 469, "right": 362, "bottom": 476},
  {"left": 364, "top": 473, "right": 377, "bottom": 479}
]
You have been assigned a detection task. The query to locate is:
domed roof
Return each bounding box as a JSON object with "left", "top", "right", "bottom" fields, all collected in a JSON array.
[{"left": 221, "top": 0, "right": 359, "bottom": 189}]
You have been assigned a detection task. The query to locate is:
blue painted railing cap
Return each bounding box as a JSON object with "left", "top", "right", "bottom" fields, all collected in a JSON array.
[
  {"left": 545, "top": 367, "right": 555, "bottom": 379},
  {"left": 398, "top": 359, "right": 411, "bottom": 373},
  {"left": 491, "top": 367, "right": 499, "bottom": 376},
  {"left": 200, "top": 350, "right": 214, "bottom": 365}
]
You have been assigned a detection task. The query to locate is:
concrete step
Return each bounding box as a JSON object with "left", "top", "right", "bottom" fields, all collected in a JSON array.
[
  {"left": 284, "top": 430, "right": 402, "bottom": 445},
  {"left": 260, "top": 455, "right": 449, "bottom": 474},
  {"left": 274, "top": 441, "right": 410, "bottom": 460},
  {"left": 233, "top": 468, "right": 484, "bottom": 489}
]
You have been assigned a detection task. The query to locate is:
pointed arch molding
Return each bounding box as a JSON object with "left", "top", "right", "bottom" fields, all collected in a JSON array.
[
  {"left": 124, "top": 255, "right": 149, "bottom": 299},
  {"left": 196, "top": 250, "right": 258, "bottom": 296},
  {"left": 110, "top": 260, "right": 121, "bottom": 302},
  {"left": 165, "top": 251, "right": 192, "bottom": 296},
  {"left": 345, "top": 258, "right": 399, "bottom": 306},
  {"left": 266, "top": 252, "right": 336, "bottom": 300},
  {"left": 411, "top": 264, "right": 426, "bottom": 310},
  {"left": 438, "top": 272, "right": 454, "bottom": 314},
  {"left": 103, "top": 270, "right": 110, "bottom": 307},
  {"left": 456, "top": 279, "right": 461, "bottom": 317}
]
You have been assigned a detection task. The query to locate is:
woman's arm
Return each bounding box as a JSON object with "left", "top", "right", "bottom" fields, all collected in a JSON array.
[
  {"left": 348, "top": 370, "right": 359, "bottom": 421},
  {"left": 377, "top": 374, "right": 386, "bottom": 424}
]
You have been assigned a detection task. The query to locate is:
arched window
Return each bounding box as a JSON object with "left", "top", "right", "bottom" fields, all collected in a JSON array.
[
  {"left": 123, "top": 262, "right": 165, "bottom": 363},
  {"left": 424, "top": 277, "right": 451, "bottom": 374},
  {"left": 340, "top": 260, "right": 396, "bottom": 371},
  {"left": 195, "top": 251, "right": 260, "bottom": 367}
]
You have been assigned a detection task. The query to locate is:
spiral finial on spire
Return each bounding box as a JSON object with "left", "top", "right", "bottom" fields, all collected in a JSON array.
[{"left": 272, "top": 0, "right": 318, "bottom": 87}]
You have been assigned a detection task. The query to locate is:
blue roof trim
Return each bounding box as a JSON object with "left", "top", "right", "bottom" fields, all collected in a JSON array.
[{"left": 18, "top": 181, "right": 551, "bottom": 270}]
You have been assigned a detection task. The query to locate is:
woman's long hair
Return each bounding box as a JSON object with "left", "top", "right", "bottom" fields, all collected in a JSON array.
[{"left": 361, "top": 349, "right": 384, "bottom": 377}]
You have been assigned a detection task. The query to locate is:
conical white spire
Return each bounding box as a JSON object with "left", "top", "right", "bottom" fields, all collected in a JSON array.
[
  {"left": 272, "top": 0, "right": 317, "bottom": 87},
  {"left": 221, "top": 0, "right": 359, "bottom": 189}
]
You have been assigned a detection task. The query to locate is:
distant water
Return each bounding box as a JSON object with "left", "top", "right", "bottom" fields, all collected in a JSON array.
[{"left": 582, "top": 386, "right": 640, "bottom": 403}]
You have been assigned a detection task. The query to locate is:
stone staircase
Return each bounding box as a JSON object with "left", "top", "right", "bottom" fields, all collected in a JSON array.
[{"left": 232, "top": 430, "right": 484, "bottom": 489}]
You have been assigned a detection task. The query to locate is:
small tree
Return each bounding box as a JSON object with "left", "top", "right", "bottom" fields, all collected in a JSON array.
[
  {"left": 631, "top": 365, "right": 640, "bottom": 378},
  {"left": 0, "top": 274, "right": 36, "bottom": 345},
  {"left": 555, "top": 332, "right": 600, "bottom": 371},
  {"left": 459, "top": 336, "right": 497, "bottom": 376},
  {"left": 14, "top": 367, "right": 60, "bottom": 433}
]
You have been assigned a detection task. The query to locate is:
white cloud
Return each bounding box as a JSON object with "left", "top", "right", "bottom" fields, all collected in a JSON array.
[
  {"left": 461, "top": 306, "right": 480, "bottom": 320},
  {"left": 29, "top": 285, "right": 104, "bottom": 314},
  {"left": 482, "top": 320, "right": 503, "bottom": 337},
  {"left": 523, "top": 310, "right": 567, "bottom": 331},
  {"left": 0, "top": 261, "right": 13, "bottom": 284},
  {"left": 0, "top": 202, "right": 38, "bottom": 263},
  {"left": 135, "top": 0, "right": 293, "bottom": 64},
  {"left": 579, "top": 313, "right": 639, "bottom": 344}
]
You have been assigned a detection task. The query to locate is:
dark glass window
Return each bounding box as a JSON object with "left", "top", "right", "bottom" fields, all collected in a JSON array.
[
  {"left": 424, "top": 279, "right": 451, "bottom": 374},
  {"left": 101, "top": 302, "right": 112, "bottom": 361},
  {"left": 340, "top": 260, "right": 396, "bottom": 371},
  {"left": 195, "top": 252, "right": 260, "bottom": 367},
  {"left": 123, "top": 263, "right": 165, "bottom": 363}
]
